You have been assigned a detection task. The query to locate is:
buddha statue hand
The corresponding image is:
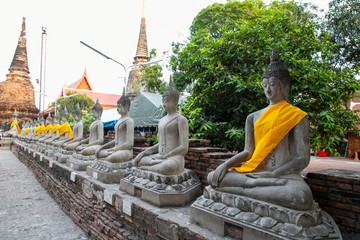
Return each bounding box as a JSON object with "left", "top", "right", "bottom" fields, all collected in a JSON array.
[
  {"left": 211, "top": 163, "right": 228, "bottom": 187},
  {"left": 246, "top": 171, "right": 276, "bottom": 178}
]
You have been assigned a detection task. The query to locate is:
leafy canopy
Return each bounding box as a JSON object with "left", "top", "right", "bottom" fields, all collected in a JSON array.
[{"left": 171, "top": 0, "right": 360, "bottom": 154}]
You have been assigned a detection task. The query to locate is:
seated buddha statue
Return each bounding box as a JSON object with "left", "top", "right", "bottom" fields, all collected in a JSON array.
[
  {"left": 132, "top": 84, "right": 188, "bottom": 175},
  {"left": 37, "top": 115, "right": 53, "bottom": 141},
  {"left": 61, "top": 103, "right": 84, "bottom": 151},
  {"left": 75, "top": 99, "right": 104, "bottom": 156},
  {"left": 5, "top": 110, "right": 21, "bottom": 137},
  {"left": 51, "top": 107, "right": 73, "bottom": 146},
  {"left": 207, "top": 50, "right": 313, "bottom": 211},
  {"left": 42, "top": 114, "right": 62, "bottom": 144},
  {"left": 95, "top": 90, "right": 134, "bottom": 163},
  {"left": 33, "top": 117, "right": 46, "bottom": 140}
]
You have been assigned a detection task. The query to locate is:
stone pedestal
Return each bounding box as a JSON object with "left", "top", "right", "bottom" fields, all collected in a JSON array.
[
  {"left": 67, "top": 153, "right": 95, "bottom": 171},
  {"left": 54, "top": 149, "right": 73, "bottom": 163},
  {"left": 86, "top": 160, "right": 133, "bottom": 184},
  {"left": 120, "top": 168, "right": 202, "bottom": 207},
  {"left": 190, "top": 186, "right": 342, "bottom": 240}
]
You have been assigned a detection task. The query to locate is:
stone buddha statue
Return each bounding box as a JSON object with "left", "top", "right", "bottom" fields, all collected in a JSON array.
[
  {"left": 95, "top": 90, "right": 134, "bottom": 163},
  {"left": 132, "top": 84, "right": 189, "bottom": 175},
  {"left": 5, "top": 109, "right": 21, "bottom": 137},
  {"left": 51, "top": 107, "right": 74, "bottom": 146},
  {"left": 62, "top": 103, "right": 84, "bottom": 151},
  {"left": 33, "top": 117, "right": 45, "bottom": 140},
  {"left": 207, "top": 49, "right": 313, "bottom": 211},
  {"left": 75, "top": 99, "right": 104, "bottom": 156},
  {"left": 42, "top": 114, "right": 62, "bottom": 144},
  {"left": 37, "top": 115, "right": 53, "bottom": 141}
]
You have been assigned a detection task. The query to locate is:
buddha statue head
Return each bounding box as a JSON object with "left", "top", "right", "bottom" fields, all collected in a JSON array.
[
  {"left": 12, "top": 109, "right": 18, "bottom": 120},
  {"left": 46, "top": 114, "right": 52, "bottom": 125},
  {"left": 262, "top": 49, "right": 290, "bottom": 101},
  {"left": 92, "top": 99, "right": 103, "bottom": 119},
  {"left": 162, "top": 79, "right": 180, "bottom": 113},
  {"left": 61, "top": 107, "right": 70, "bottom": 122},
  {"left": 74, "top": 103, "right": 82, "bottom": 121},
  {"left": 53, "top": 114, "right": 61, "bottom": 124},
  {"left": 117, "top": 88, "right": 131, "bottom": 114}
]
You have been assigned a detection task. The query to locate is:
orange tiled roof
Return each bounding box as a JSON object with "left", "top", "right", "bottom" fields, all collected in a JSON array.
[
  {"left": 63, "top": 88, "right": 120, "bottom": 110},
  {"left": 67, "top": 69, "right": 92, "bottom": 90}
]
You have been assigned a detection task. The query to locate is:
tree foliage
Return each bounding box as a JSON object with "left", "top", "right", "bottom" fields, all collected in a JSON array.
[
  {"left": 325, "top": 0, "right": 360, "bottom": 69},
  {"left": 133, "top": 48, "right": 167, "bottom": 94},
  {"left": 52, "top": 91, "right": 95, "bottom": 131},
  {"left": 171, "top": 0, "right": 360, "bottom": 154}
]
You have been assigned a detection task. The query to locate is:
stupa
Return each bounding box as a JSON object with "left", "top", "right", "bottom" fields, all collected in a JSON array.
[{"left": 0, "top": 17, "right": 39, "bottom": 123}]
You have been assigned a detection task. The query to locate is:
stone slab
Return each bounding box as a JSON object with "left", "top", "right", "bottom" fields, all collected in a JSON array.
[{"left": 86, "top": 166, "right": 131, "bottom": 184}]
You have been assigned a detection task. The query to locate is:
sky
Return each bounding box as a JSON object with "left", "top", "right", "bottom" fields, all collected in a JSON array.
[{"left": 0, "top": 0, "right": 329, "bottom": 111}]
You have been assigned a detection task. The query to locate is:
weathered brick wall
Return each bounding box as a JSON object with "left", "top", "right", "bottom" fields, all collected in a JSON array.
[
  {"left": 12, "top": 144, "right": 211, "bottom": 240},
  {"left": 11, "top": 140, "right": 359, "bottom": 237},
  {"left": 305, "top": 170, "right": 360, "bottom": 233}
]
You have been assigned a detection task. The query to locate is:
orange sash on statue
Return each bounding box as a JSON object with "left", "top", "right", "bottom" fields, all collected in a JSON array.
[
  {"left": 50, "top": 124, "right": 61, "bottom": 134},
  {"left": 24, "top": 128, "right": 29, "bottom": 135},
  {"left": 10, "top": 120, "right": 21, "bottom": 134},
  {"left": 233, "top": 101, "right": 306, "bottom": 173},
  {"left": 43, "top": 124, "right": 53, "bottom": 134},
  {"left": 37, "top": 124, "right": 45, "bottom": 135},
  {"left": 58, "top": 122, "right": 74, "bottom": 138}
]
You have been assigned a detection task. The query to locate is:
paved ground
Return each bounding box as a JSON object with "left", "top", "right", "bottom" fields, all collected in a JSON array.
[
  {"left": 1, "top": 149, "right": 359, "bottom": 239},
  {"left": 0, "top": 150, "right": 88, "bottom": 240}
]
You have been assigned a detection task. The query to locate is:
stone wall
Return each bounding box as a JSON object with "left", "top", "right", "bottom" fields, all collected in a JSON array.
[
  {"left": 305, "top": 170, "right": 360, "bottom": 233},
  {"left": 10, "top": 140, "right": 359, "bottom": 238},
  {"left": 12, "top": 143, "right": 220, "bottom": 240}
]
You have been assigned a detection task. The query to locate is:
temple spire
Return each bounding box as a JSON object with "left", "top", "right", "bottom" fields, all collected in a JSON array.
[
  {"left": 133, "top": 0, "right": 149, "bottom": 64},
  {"left": 9, "top": 17, "right": 30, "bottom": 77}
]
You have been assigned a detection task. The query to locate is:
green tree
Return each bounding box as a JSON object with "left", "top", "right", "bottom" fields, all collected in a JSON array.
[
  {"left": 133, "top": 48, "right": 167, "bottom": 94},
  {"left": 52, "top": 91, "right": 95, "bottom": 131},
  {"left": 325, "top": 0, "right": 360, "bottom": 69},
  {"left": 171, "top": 0, "right": 360, "bottom": 154}
]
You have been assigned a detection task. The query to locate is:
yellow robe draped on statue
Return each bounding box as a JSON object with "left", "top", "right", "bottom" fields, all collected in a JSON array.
[
  {"left": 234, "top": 100, "right": 306, "bottom": 173},
  {"left": 10, "top": 120, "right": 21, "bottom": 134},
  {"left": 36, "top": 124, "right": 45, "bottom": 135},
  {"left": 43, "top": 124, "right": 53, "bottom": 134},
  {"left": 24, "top": 128, "right": 29, "bottom": 135},
  {"left": 58, "top": 122, "right": 73, "bottom": 138},
  {"left": 50, "top": 124, "right": 61, "bottom": 135}
]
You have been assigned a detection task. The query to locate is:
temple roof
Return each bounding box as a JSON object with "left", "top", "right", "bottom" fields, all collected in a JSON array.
[{"left": 67, "top": 69, "right": 92, "bottom": 90}]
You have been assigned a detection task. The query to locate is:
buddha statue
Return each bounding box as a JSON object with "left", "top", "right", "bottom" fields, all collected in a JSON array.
[
  {"left": 42, "top": 114, "right": 61, "bottom": 144},
  {"left": 33, "top": 117, "right": 45, "bottom": 140},
  {"left": 206, "top": 49, "right": 313, "bottom": 211},
  {"left": 4, "top": 109, "right": 21, "bottom": 137},
  {"left": 95, "top": 90, "right": 134, "bottom": 163},
  {"left": 75, "top": 99, "right": 104, "bottom": 156},
  {"left": 37, "top": 115, "right": 53, "bottom": 142},
  {"left": 132, "top": 84, "right": 189, "bottom": 175},
  {"left": 51, "top": 107, "right": 73, "bottom": 146},
  {"left": 62, "top": 103, "right": 84, "bottom": 151}
]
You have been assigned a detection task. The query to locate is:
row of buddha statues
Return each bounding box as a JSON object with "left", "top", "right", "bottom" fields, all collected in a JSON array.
[{"left": 12, "top": 50, "right": 341, "bottom": 239}]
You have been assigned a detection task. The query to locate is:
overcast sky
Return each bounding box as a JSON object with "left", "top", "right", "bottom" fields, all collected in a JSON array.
[{"left": 0, "top": 0, "right": 329, "bottom": 109}]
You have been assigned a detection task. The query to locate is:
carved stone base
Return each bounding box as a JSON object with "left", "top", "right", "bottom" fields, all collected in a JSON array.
[
  {"left": 86, "top": 160, "right": 133, "bottom": 184},
  {"left": 190, "top": 186, "right": 342, "bottom": 239},
  {"left": 67, "top": 153, "right": 95, "bottom": 171},
  {"left": 54, "top": 149, "right": 73, "bottom": 163},
  {"left": 120, "top": 168, "right": 202, "bottom": 207}
]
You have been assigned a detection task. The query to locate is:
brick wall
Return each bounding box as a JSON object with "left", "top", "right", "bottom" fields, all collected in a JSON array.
[
  {"left": 11, "top": 140, "right": 359, "bottom": 238},
  {"left": 305, "top": 170, "right": 360, "bottom": 233}
]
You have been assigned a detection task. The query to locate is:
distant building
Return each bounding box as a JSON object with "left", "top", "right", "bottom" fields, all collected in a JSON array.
[
  {"left": 126, "top": 3, "right": 150, "bottom": 96},
  {"left": 42, "top": 69, "right": 121, "bottom": 115},
  {"left": 0, "top": 17, "right": 38, "bottom": 123}
]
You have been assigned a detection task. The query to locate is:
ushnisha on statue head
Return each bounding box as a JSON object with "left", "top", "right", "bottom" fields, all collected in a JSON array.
[
  {"left": 12, "top": 109, "right": 18, "bottom": 120},
  {"left": 45, "top": 114, "right": 52, "bottom": 125}
]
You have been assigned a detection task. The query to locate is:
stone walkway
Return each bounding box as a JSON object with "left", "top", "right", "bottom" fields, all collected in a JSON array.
[{"left": 0, "top": 150, "right": 88, "bottom": 240}]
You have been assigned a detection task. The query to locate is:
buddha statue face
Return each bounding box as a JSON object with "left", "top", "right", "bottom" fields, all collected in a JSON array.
[
  {"left": 92, "top": 100, "right": 103, "bottom": 119},
  {"left": 262, "top": 76, "right": 284, "bottom": 103},
  {"left": 117, "top": 104, "right": 127, "bottom": 115},
  {"left": 74, "top": 104, "right": 82, "bottom": 122},
  {"left": 163, "top": 96, "right": 177, "bottom": 113}
]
